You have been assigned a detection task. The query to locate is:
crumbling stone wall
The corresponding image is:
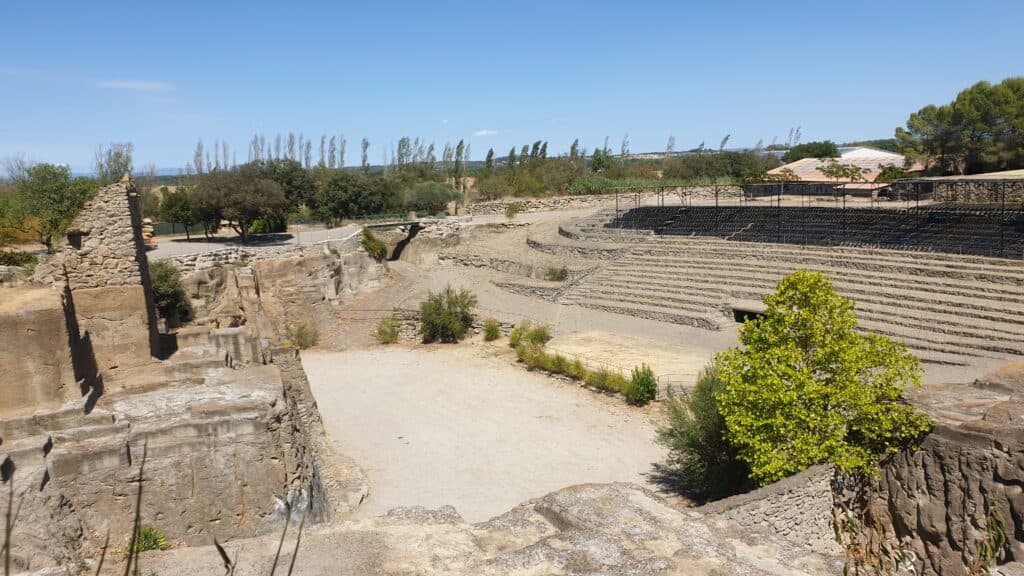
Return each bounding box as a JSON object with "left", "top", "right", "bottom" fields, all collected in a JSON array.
[
  {"left": 700, "top": 465, "right": 840, "bottom": 554},
  {"left": 33, "top": 176, "right": 159, "bottom": 373}
]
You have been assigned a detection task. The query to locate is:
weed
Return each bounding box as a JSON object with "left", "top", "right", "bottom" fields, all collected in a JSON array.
[
  {"left": 287, "top": 322, "right": 319, "bottom": 350},
  {"left": 545, "top": 267, "right": 568, "bottom": 282},
  {"left": 376, "top": 314, "right": 401, "bottom": 344},
  {"left": 483, "top": 319, "right": 501, "bottom": 342},
  {"left": 504, "top": 203, "right": 522, "bottom": 219},
  {"left": 125, "top": 527, "right": 168, "bottom": 556}
]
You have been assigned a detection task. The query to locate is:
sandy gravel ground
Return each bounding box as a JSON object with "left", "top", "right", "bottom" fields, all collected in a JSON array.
[{"left": 302, "top": 345, "right": 666, "bottom": 522}]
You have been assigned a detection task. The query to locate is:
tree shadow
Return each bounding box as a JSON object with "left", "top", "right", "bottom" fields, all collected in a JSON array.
[
  {"left": 646, "top": 462, "right": 708, "bottom": 505},
  {"left": 167, "top": 232, "right": 295, "bottom": 247}
]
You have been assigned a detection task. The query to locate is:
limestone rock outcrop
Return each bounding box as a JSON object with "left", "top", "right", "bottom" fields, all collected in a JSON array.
[{"left": 130, "top": 483, "right": 845, "bottom": 575}]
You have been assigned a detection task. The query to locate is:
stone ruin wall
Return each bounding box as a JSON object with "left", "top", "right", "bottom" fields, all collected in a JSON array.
[
  {"left": 700, "top": 464, "right": 840, "bottom": 555},
  {"left": 466, "top": 188, "right": 745, "bottom": 216},
  {"left": 32, "top": 176, "right": 159, "bottom": 374}
]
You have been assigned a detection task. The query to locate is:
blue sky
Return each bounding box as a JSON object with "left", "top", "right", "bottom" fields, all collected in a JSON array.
[{"left": 1, "top": 0, "right": 1021, "bottom": 172}]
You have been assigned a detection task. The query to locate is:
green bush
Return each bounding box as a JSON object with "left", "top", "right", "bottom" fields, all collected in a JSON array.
[
  {"left": 361, "top": 228, "right": 387, "bottom": 261},
  {"left": 504, "top": 202, "right": 522, "bottom": 219},
  {"left": 509, "top": 322, "right": 551, "bottom": 347},
  {"left": 605, "top": 372, "right": 629, "bottom": 393},
  {"left": 584, "top": 369, "right": 609, "bottom": 390},
  {"left": 287, "top": 322, "right": 319, "bottom": 349},
  {"left": 376, "top": 314, "right": 401, "bottom": 344},
  {"left": 508, "top": 323, "right": 526, "bottom": 348},
  {"left": 249, "top": 215, "right": 286, "bottom": 234},
  {"left": 0, "top": 250, "right": 38, "bottom": 267},
  {"left": 626, "top": 364, "right": 658, "bottom": 405},
  {"left": 402, "top": 181, "right": 459, "bottom": 214},
  {"left": 658, "top": 366, "right": 751, "bottom": 500},
  {"left": 420, "top": 286, "right": 477, "bottom": 343},
  {"left": 568, "top": 359, "right": 587, "bottom": 380},
  {"left": 126, "top": 526, "right": 168, "bottom": 555},
  {"left": 148, "top": 260, "right": 189, "bottom": 320},
  {"left": 545, "top": 266, "right": 568, "bottom": 282},
  {"left": 483, "top": 319, "right": 501, "bottom": 341}
]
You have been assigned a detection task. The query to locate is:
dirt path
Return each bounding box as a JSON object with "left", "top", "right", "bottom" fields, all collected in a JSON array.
[{"left": 302, "top": 345, "right": 667, "bottom": 522}]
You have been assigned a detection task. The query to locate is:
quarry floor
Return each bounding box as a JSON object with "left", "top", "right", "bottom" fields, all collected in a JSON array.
[
  {"left": 302, "top": 207, "right": 1003, "bottom": 522},
  {"left": 302, "top": 345, "right": 667, "bottom": 522}
]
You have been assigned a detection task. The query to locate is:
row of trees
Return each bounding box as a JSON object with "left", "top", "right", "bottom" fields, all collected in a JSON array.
[
  {"left": 158, "top": 160, "right": 460, "bottom": 241},
  {"left": 897, "top": 77, "right": 1024, "bottom": 174}
]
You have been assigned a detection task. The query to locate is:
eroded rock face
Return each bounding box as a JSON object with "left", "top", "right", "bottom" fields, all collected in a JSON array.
[
  {"left": 838, "top": 363, "right": 1024, "bottom": 575},
  {"left": 134, "top": 483, "right": 845, "bottom": 575}
]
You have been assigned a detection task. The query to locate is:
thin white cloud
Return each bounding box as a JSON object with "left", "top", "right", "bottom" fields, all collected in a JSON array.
[
  {"left": 0, "top": 67, "right": 175, "bottom": 92},
  {"left": 97, "top": 79, "right": 174, "bottom": 92},
  {"left": 473, "top": 129, "right": 498, "bottom": 137}
]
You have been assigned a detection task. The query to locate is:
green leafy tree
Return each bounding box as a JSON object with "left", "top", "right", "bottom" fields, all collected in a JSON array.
[
  {"left": 253, "top": 158, "right": 314, "bottom": 210},
  {"left": 591, "top": 148, "right": 615, "bottom": 172},
  {"left": 485, "top": 148, "right": 495, "bottom": 172},
  {"left": 781, "top": 141, "right": 839, "bottom": 163},
  {"left": 875, "top": 164, "right": 911, "bottom": 182},
  {"left": 158, "top": 189, "right": 196, "bottom": 239},
  {"left": 715, "top": 270, "right": 933, "bottom": 485},
  {"left": 198, "top": 166, "right": 287, "bottom": 242},
  {"left": 188, "top": 183, "right": 223, "bottom": 239},
  {"left": 12, "top": 163, "right": 98, "bottom": 252},
  {"left": 896, "top": 77, "right": 1024, "bottom": 174},
  {"left": 315, "top": 170, "right": 384, "bottom": 222}
]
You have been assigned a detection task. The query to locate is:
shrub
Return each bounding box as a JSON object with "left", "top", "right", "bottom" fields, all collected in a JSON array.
[
  {"left": 605, "top": 372, "right": 629, "bottom": 393},
  {"left": 126, "top": 526, "right": 168, "bottom": 555},
  {"left": 483, "top": 319, "right": 501, "bottom": 341},
  {"left": 658, "top": 366, "right": 752, "bottom": 500},
  {"left": 376, "top": 313, "right": 401, "bottom": 344},
  {"left": 249, "top": 215, "right": 286, "bottom": 234},
  {"left": 504, "top": 202, "right": 522, "bottom": 219},
  {"left": 402, "top": 181, "right": 459, "bottom": 214},
  {"left": 148, "top": 260, "right": 189, "bottom": 321},
  {"left": 525, "top": 324, "right": 550, "bottom": 346},
  {"left": 508, "top": 323, "right": 526, "bottom": 348},
  {"left": 568, "top": 359, "right": 587, "bottom": 380},
  {"left": 716, "top": 270, "right": 933, "bottom": 485},
  {"left": 626, "top": 364, "right": 658, "bottom": 405},
  {"left": 545, "top": 266, "right": 568, "bottom": 282},
  {"left": 287, "top": 321, "right": 319, "bottom": 349},
  {"left": 361, "top": 228, "right": 387, "bottom": 261},
  {"left": 420, "top": 286, "right": 477, "bottom": 343},
  {"left": 0, "top": 250, "right": 38, "bottom": 267},
  {"left": 510, "top": 322, "right": 551, "bottom": 347},
  {"left": 584, "top": 369, "right": 608, "bottom": 391}
]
